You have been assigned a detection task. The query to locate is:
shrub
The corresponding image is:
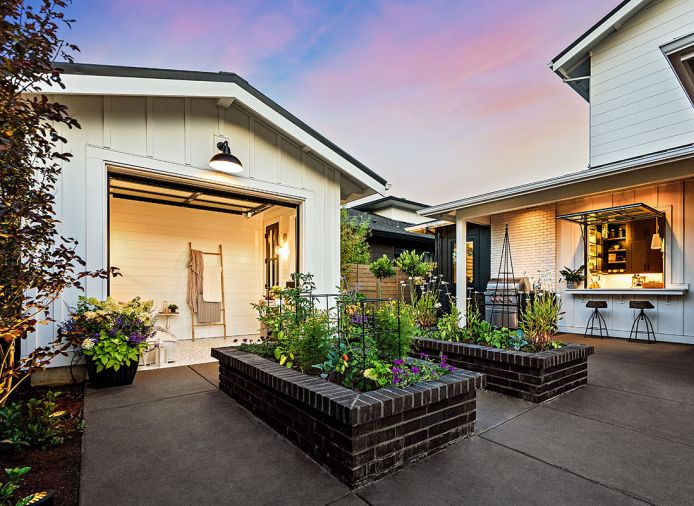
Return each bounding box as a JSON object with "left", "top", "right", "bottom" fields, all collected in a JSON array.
[
  {"left": 394, "top": 250, "right": 436, "bottom": 302},
  {"left": 295, "top": 314, "right": 331, "bottom": 373},
  {"left": 520, "top": 292, "right": 564, "bottom": 352},
  {"left": 369, "top": 255, "right": 396, "bottom": 298},
  {"left": 0, "top": 391, "right": 82, "bottom": 451},
  {"left": 340, "top": 209, "right": 370, "bottom": 274},
  {"left": 437, "top": 299, "right": 462, "bottom": 341}
]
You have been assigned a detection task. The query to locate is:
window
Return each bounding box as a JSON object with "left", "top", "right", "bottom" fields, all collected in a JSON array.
[
  {"left": 663, "top": 33, "right": 694, "bottom": 106},
  {"left": 265, "top": 223, "right": 280, "bottom": 290}
]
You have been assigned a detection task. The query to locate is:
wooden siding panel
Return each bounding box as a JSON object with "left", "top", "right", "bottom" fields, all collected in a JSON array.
[
  {"left": 151, "top": 97, "right": 186, "bottom": 163},
  {"left": 110, "top": 96, "right": 147, "bottom": 153},
  {"left": 590, "top": 0, "right": 694, "bottom": 167},
  {"left": 110, "top": 198, "right": 264, "bottom": 339}
]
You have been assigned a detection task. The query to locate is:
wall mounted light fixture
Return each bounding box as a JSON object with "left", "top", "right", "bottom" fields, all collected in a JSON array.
[
  {"left": 209, "top": 140, "right": 243, "bottom": 174},
  {"left": 276, "top": 233, "right": 290, "bottom": 260}
]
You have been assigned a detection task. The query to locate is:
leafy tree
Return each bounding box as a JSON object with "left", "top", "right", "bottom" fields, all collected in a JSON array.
[
  {"left": 340, "top": 208, "right": 370, "bottom": 274},
  {"left": 369, "top": 254, "right": 395, "bottom": 298},
  {"left": 0, "top": 0, "right": 114, "bottom": 405}
]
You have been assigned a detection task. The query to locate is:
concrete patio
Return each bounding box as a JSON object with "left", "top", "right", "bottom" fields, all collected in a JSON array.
[{"left": 80, "top": 336, "right": 694, "bottom": 505}]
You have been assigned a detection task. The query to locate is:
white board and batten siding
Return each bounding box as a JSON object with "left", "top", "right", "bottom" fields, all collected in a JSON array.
[
  {"left": 556, "top": 179, "right": 694, "bottom": 344},
  {"left": 25, "top": 95, "right": 342, "bottom": 365},
  {"left": 110, "top": 198, "right": 265, "bottom": 340},
  {"left": 589, "top": 0, "right": 694, "bottom": 167}
]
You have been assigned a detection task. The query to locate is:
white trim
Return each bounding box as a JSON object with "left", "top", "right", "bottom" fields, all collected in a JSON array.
[
  {"left": 41, "top": 74, "right": 387, "bottom": 195},
  {"left": 549, "top": 0, "right": 651, "bottom": 73}
]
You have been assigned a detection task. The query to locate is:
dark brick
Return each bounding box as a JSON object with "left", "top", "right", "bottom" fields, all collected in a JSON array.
[{"left": 214, "top": 347, "right": 480, "bottom": 488}]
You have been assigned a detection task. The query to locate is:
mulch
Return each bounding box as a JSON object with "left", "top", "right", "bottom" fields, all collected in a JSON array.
[{"left": 0, "top": 385, "right": 84, "bottom": 506}]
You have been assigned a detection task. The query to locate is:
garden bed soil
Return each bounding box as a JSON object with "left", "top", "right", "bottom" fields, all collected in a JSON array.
[
  {"left": 0, "top": 386, "right": 83, "bottom": 506},
  {"left": 414, "top": 338, "right": 594, "bottom": 403},
  {"left": 212, "top": 347, "right": 485, "bottom": 487}
]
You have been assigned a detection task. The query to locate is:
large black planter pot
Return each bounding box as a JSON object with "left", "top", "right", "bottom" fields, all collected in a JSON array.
[{"left": 86, "top": 356, "right": 139, "bottom": 388}]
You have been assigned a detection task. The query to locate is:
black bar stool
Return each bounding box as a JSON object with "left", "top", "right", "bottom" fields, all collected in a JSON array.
[
  {"left": 585, "top": 300, "right": 609, "bottom": 338},
  {"left": 628, "top": 301, "right": 656, "bottom": 343}
]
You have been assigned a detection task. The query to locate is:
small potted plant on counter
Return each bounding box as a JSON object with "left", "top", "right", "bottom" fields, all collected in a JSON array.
[
  {"left": 167, "top": 303, "right": 178, "bottom": 314},
  {"left": 60, "top": 296, "right": 156, "bottom": 388},
  {"left": 560, "top": 265, "right": 585, "bottom": 289}
]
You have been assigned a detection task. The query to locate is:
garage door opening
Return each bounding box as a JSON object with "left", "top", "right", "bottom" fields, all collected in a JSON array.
[{"left": 107, "top": 171, "right": 299, "bottom": 368}]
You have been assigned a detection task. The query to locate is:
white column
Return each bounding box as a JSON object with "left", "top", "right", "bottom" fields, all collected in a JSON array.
[{"left": 455, "top": 211, "right": 467, "bottom": 325}]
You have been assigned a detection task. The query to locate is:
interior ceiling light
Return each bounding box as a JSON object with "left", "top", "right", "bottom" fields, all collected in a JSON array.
[
  {"left": 651, "top": 218, "right": 663, "bottom": 250},
  {"left": 209, "top": 140, "right": 243, "bottom": 175}
]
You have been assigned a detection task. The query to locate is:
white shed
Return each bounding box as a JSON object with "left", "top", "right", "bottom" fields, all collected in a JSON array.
[{"left": 28, "top": 63, "right": 387, "bottom": 377}]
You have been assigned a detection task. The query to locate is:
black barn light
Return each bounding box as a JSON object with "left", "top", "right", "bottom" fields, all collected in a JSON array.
[{"left": 209, "top": 140, "right": 243, "bottom": 174}]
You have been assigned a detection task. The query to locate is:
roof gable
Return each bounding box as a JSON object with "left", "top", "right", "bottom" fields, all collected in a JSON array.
[{"left": 49, "top": 63, "right": 387, "bottom": 194}]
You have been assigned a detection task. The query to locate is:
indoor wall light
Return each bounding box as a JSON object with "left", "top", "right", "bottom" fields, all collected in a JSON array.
[
  {"left": 650, "top": 218, "right": 663, "bottom": 250},
  {"left": 276, "top": 233, "right": 290, "bottom": 260},
  {"left": 209, "top": 140, "right": 243, "bottom": 174}
]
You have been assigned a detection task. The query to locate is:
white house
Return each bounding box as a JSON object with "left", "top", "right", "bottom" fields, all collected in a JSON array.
[
  {"left": 27, "top": 63, "right": 387, "bottom": 379},
  {"left": 421, "top": 0, "right": 694, "bottom": 343}
]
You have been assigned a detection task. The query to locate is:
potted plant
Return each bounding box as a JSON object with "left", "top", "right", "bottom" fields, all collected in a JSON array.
[
  {"left": 167, "top": 303, "right": 178, "bottom": 314},
  {"left": 61, "top": 296, "right": 156, "bottom": 388},
  {"left": 560, "top": 265, "right": 585, "bottom": 289}
]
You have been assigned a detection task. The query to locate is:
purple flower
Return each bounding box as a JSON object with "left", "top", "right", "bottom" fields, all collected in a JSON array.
[
  {"left": 393, "top": 359, "right": 404, "bottom": 366},
  {"left": 419, "top": 352, "right": 429, "bottom": 359},
  {"left": 411, "top": 366, "right": 420, "bottom": 374}
]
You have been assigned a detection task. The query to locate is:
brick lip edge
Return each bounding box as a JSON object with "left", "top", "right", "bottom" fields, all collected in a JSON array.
[
  {"left": 414, "top": 337, "right": 594, "bottom": 369},
  {"left": 212, "top": 347, "right": 485, "bottom": 426}
]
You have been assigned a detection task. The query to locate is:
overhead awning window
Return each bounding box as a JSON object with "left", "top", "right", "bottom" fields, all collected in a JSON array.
[
  {"left": 557, "top": 203, "right": 664, "bottom": 226},
  {"left": 108, "top": 174, "right": 285, "bottom": 216}
]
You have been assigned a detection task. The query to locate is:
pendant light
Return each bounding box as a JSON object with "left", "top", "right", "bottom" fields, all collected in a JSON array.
[
  {"left": 650, "top": 217, "right": 662, "bottom": 250},
  {"left": 209, "top": 140, "right": 243, "bottom": 174}
]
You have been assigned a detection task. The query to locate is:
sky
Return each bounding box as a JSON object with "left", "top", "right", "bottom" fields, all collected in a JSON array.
[{"left": 64, "top": 0, "right": 619, "bottom": 205}]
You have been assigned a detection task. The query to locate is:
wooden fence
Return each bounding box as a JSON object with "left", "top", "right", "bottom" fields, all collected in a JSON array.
[{"left": 343, "top": 264, "right": 409, "bottom": 300}]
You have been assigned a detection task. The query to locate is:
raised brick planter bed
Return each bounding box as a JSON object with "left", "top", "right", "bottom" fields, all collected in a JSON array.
[
  {"left": 414, "top": 338, "right": 593, "bottom": 403},
  {"left": 212, "top": 347, "right": 484, "bottom": 487}
]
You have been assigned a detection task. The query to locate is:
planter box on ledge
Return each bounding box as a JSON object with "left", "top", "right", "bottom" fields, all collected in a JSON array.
[
  {"left": 212, "top": 347, "right": 484, "bottom": 487},
  {"left": 414, "top": 338, "right": 593, "bottom": 403}
]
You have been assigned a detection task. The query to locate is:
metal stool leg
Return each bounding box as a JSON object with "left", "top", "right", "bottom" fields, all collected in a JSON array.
[
  {"left": 629, "top": 312, "right": 640, "bottom": 342},
  {"left": 584, "top": 309, "right": 597, "bottom": 337},
  {"left": 642, "top": 310, "right": 656, "bottom": 343},
  {"left": 597, "top": 310, "right": 609, "bottom": 338}
]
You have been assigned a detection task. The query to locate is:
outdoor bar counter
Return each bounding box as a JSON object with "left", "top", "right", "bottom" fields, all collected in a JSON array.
[{"left": 566, "top": 287, "right": 688, "bottom": 296}]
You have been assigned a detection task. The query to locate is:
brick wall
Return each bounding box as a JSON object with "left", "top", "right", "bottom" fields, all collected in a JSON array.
[
  {"left": 490, "top": 204, "right": 557, "bottom": 289},
  {"left": 213, "top": 348, "right": 484, "bottom": 487},
  {"left": 415, "top": 338, "right": 594, "bottom": 403}
]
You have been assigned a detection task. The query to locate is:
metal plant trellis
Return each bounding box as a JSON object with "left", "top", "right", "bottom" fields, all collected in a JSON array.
[
  {"left": 275, "top": 290, "right": 403, "bottom": 391},
  {"left": 488, "top": 224, "right": 517, "bottom": 329}
]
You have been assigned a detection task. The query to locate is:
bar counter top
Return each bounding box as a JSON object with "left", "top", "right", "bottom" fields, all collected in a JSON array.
[{"left": 565, "top": 287, "right": 688, "bottom": 296}]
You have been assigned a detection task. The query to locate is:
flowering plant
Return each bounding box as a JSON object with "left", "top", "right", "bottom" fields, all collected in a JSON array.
[
  {"left": 60, "top": 297, "right": 156, "bottom": 372},
  {"left": 390, "top": 353, "right": 455, "bottom": 388}
]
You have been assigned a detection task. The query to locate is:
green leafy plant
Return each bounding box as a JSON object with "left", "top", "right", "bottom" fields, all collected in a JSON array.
[
  {"left": 395, "top": 250, "right": 436, "bottom": 302},
  {"left": 0, "top": 466, "right": 29, "bottom": 506},
  {"left": 520, "top": 292, "right": 564, "bottom": 352},
  {"left": 273, "top": 346, "right": 295, "bottom": 368},
  {"left": 560, "top": 265, "right": 585, "bottom": 285},
  {"left": 340, "top": 209, "right": 370, "bottom": 274},
  {"left": 363, "top": 360, "right": 392, "bottom": 388},
  {"left": 437, "top": 299, "right": 462, "bottom": 342},
  {"left": 369, "top": 255, "right": 396, "bottom": 298},
  {"left": 60, "top": 297, "right": 155, "bottom": 372},
  {"left": 238, "top": 341, "right": 277, "bottom": 360},
  {"left": 371, "top": 301, "right": 414, "bottom": 362},
  {"left": 0, "top": 391, "right": 82, "bottom": 451},
  {"left": 295, "top": 314, "right": 331, "bottom": 372},
  {"left": 167, "top": 304, "right": 178, "bottom": 313}
]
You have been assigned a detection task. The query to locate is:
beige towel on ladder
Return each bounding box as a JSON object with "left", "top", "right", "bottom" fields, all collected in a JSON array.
[
  {"left": 202, "top": 265, "right": 223, "bottom": 302},
  {"left": 188, "top": 249, "right": 204, "bottom": 313},
  {"left": 196, "top": 294, "right": 221, "bottom": 323}
]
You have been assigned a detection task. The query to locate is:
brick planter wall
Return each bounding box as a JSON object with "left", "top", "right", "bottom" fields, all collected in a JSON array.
[
  {"left": 414, "top": 338, "right": 593, "bottom": 403},
  {"left": 212, "top": 347, "right": 484, "bottom": 487}
]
